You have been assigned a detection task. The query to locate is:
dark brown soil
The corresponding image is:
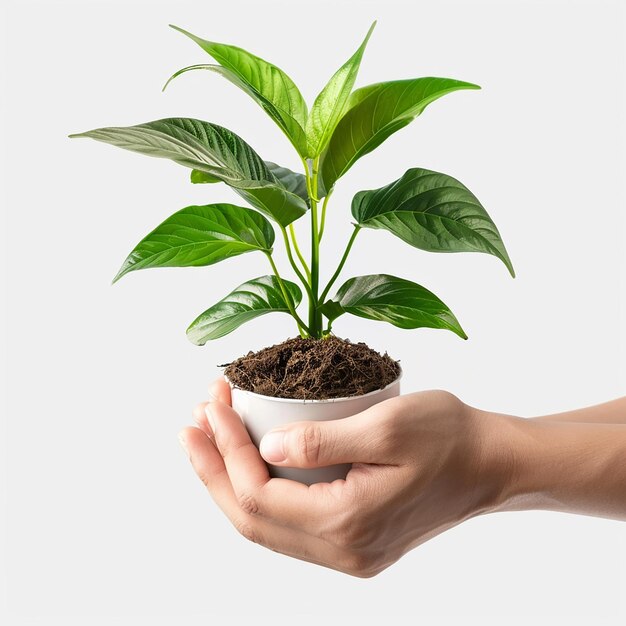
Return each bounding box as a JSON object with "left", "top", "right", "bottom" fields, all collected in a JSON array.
[{"left": 223, "top": 336, "right": 401, "bottom": 400}]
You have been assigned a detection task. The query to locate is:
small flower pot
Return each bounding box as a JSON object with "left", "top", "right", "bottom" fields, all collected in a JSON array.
[{"left": 229, "top": 374, "right": 402, "bottom": 485}]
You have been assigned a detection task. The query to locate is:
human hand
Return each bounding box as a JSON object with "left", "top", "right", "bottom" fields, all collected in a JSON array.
[{"left": 179, "top": 379, "right": 511, "bottom": 577}]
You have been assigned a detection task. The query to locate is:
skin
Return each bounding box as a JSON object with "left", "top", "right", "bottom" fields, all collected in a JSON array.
[{"left": 178, "top": 380, "right": 626, "bottom": 578}]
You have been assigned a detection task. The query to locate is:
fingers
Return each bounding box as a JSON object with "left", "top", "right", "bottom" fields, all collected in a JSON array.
[
  {"left": 205, "top": 400, "right": 270, "bottom": 489},
  {"left": 178, "top": 426, "right": 363, "bottom": 575},
  {"left": 179, "top": 426, "right": 226, "bottom": 486},
  {"left": 191, "top": 378, "right": 232, "bottom": 438},
  {"left": 192, "top": 402, "right": 213, "bottom": 438},
  {"left": 258, "top": 401, "right": 398, "bottom": 469},
  {"left": 209, "top": 378, "right": 231, "bottom": 405},
  {"left": 206, "top": 399, "right": 338, "bottom": 533}
]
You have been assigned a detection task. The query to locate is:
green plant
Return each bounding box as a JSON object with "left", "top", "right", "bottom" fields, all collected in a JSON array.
[{"left": 70, "top": 22, "right": 514, "bottom": 343}]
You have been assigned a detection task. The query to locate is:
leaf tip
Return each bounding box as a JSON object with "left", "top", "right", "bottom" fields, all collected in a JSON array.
[
  {"left": 112, "top": 263, "right": 130, "bottom": 284},
  {"left": 186, "top": 322, "right": 207, "bottom": 346},
  {"left": 449, "top": 321, "right": 468, "bottom": 340},
  {"left": 501, "top": 254, "right": 515, "bottom": 278},
  {"left": 185, "top": 331, "right": 200, "bottom": 346},
  {"left": 168, "top": 24, "right": 205, "bottom": 46},
  {"left": 364, "top": 20, "right": 377, "bottom": 44},
  {"left": 450, "top": 324, "right": 468, "bottom": 340}
]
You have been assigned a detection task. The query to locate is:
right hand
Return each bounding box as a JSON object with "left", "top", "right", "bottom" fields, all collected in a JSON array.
[{"left": 181, "top": 381, "right": 511, "bottom": 577}]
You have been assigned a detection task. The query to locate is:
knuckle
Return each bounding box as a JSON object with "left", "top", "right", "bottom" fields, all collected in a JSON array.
[
  {"left": 296, "top": 423, "right": 324, "bottom": 465},
  {"left": 233, "top": 518, "right": 261, "bottom": 544},
  {"left": 376, "top": 415, "right": 398, "bottom": 447},
  {"left": 197, "top": 470, "right": 211, "bottom": 490},
  {"left": 192, "top": 403, "right": 207, "bottom": 423},
  {"left": 434, "top": 389, "right": 462, "bottom": 404},
  {"left": 342, "top": 551, "right": 381, "bottom": 578},
  {"left": 328, "top": 514, "right": 356, "bottom": 548},
  {"left": 320, "top": 508, "right": 369, "bottom": 551},
  {"left": 336, "top": 522, "right": 375, "bottom": 552},
  {"left": 365, "top": 401, "right": 411, "bottom": 461},
  {"left": 335, "top": 528, "right": 357, "bottom": 550},
  {"left": 236, "top": 490, "right": 261, "bottom": 516}
]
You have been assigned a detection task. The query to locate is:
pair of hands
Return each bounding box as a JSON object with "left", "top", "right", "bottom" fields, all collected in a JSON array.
[{"left": 179, "top": 379, "right": 510, "bottom": 577}]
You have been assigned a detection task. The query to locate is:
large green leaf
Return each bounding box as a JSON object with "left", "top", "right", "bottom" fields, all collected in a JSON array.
[
  {"left": 352, "top": 167, "right": 514, "bottom": 276},
  {"left": 319, "top": 77, "right": 480, "bottom": 191},
  {"left": 187, "top": 275, "right": 302, "bottom": 343},
  {"left": 306, "top": 21, "right": 376, "bottom": 157},
  {"left": 113, "top": 203, "right": 274, "bottom": 282},
  {"left": 70, "top": 118, "right": 308, "bottom": 226},
  {"left": 169, "top": 25, "right": 308, "bottom": 156},
  {"left": 190, "top": 161, "right": 309, "bottom": 204},
  {"left": 263, "top": 162, "right": 308, "bottom": 204},
  {"left": 321, "top": 274, "right": 466, "bottom": 338}
]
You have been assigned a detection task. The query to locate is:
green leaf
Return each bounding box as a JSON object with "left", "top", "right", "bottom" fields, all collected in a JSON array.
[
  {"left": 306, "top": 21, "right": 376, "bottom": 157},
  {"left": 190, "top": 169, "right": 221, "bottom": 184},
  {"left": 321, "top": 274, "right": 467, "bottom": 339},
  {"left": 187, "top": 275, "right": 302, "bottom": 343},
  {"left": 168, "top": 26, "right": 308, "bottom": 156},
  {"left": 70, "top": 118, "right": 308, "bottom": 226},
  {"left": 113, "top": 203, "right": 274, "bottom": 282},
  {"left": 319, "top": 77, "right": 480, "bottom": 191},
  {"left": 264, "top": 162, "right": 308, "bottom": 204},
  {"left": 190, "top": 161, "right": 308, "bottom": 204},
  {"left": 352, "top": 167, "right": 514, "bottom": 276}
]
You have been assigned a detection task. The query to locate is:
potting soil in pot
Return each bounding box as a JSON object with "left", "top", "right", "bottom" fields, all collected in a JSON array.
[{"left": 223, "top": 335, "right": 400, "bottom": 400}]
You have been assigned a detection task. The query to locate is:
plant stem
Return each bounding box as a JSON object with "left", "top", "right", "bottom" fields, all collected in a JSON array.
[
  {"left": 265, "top": 252, "right": 311, "bottom": 336},
  {"left": 288, "top": 223, "right": 311, "bottom": 281},
  {"left": 320, "top": 225, "right": 361, "bottom": 303},
  {"left": 309, "top": 156, "right": 322, "bottom": 337},
  {"left": 300, "top": 156, "right": 319, "bottom": 203},
  {"left": 318, "top": 188, "right": 333, "bottom": 242},
  {"left": 280, "top": 226, "right": 313, "bottom": 299}
]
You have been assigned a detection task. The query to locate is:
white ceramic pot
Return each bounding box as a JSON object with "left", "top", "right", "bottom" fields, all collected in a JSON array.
[{"left": 230, "top": 375, "right": 401, "bottom": 485}]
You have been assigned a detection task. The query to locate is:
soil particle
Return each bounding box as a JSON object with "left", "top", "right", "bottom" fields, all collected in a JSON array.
[{"left": 223, "top": 335, "right": 401, "bottom": 400}]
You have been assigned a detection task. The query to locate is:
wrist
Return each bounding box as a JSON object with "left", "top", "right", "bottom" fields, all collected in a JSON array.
[
  {"left": 467, "top": 407, "right": 531, "bottom": 515},
  {"left": 482, "top": 415, "right": 626, "bottom": 519},
  {"left": 465, "top": 404, "right": 626, "bottom": 520}
]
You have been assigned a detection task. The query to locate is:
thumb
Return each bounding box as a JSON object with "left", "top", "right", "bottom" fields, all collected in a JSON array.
[{"left": 259, "top": 411, "right": 388, "bottom": 468}]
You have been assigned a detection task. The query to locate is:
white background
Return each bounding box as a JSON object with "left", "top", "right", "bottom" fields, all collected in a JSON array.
[{"left": 2, "top": 0, "right": 626, "bottom": 623}]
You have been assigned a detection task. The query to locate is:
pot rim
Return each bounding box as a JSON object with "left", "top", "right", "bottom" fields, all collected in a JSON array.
[{"left": 225, "top": 369, "right": 402, "bottom": 405}]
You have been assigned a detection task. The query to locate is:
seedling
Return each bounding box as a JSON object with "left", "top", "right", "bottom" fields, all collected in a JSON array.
[{"left": 71, "top": 22, "right": 514, "bottom": 345}]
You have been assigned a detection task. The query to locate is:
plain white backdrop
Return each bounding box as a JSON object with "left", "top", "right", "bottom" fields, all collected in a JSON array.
[{"left": 2, "top": 0, "right": 625, "bottom": 623}]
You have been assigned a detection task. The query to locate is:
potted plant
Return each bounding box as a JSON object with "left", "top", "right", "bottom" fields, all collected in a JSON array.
[{"left": 70, "top": 21, "right": 514, "bottom": 484}]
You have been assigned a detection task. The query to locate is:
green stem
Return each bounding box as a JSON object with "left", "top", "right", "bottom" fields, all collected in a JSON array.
[
  {"left": 280, "top": 226, "right": 313, "bottom": 299},
  {"left": 309, "top": 156, "right": 322, "bottom": 337},
  {"left": 300, "top": 156, "right": 320, "bottom": 203},
  {"left": 317, "top": 188, "right": 333, "bottom": 242},
  {"left": 265, "top": 252, "right": 311, "bottom": 336},
  {"left": 288, "top": 224, "right": 311, "bottom": 281},
  {"left": 320, "top": 225, "right": 361, "bottom": 303}
]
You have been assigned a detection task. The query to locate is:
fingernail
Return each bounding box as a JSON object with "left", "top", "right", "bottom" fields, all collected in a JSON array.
[
  {"left": 205, "top": 404, "right": 217, "bottom": 436},
  {"left": 260, "top": 430, "right": 286, "bottom": 463},
  {"left": 178, "top": 434, "right": 189, "bottom": 458}
]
